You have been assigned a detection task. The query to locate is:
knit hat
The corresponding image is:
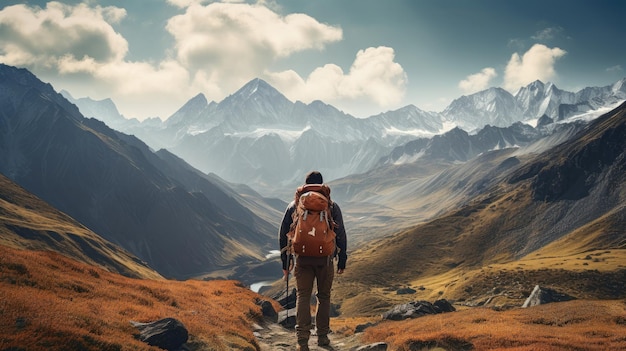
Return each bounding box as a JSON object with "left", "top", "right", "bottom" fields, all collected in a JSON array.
[{"left": 304, "top": 171, "right": 323, "bottom": 184}]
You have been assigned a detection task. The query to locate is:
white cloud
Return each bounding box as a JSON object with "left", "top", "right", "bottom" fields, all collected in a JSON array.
[
  {"left": 267, "top": 46, "right": 407, "bottom": 113},
  {"left": 0, "top": 1, "right": 405, "bottom": 119},
  {"left": 606, "top": 65, "right": 623, "bottom": 72},
  {"left": 503, "top": 44, "right": 566, "bottom": 92},
  {"left": 458, "top": 67, "right": 497, "bottom": 94},
  {"left": 0, "top": 2, "right": 128, "bottom": 69},
  {"left": 531, "top": 26, "right": 564, "bottom": 42},
  {"left": 165, "top": 2, "right": 342, "bottom": 96}
]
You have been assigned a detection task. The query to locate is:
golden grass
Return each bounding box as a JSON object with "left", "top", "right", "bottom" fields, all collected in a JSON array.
[
  {"left": 0, "top": 244, "right": 275, "bottom": 351},
  {"left": 361, "top": 300, "right": 626, "bottom": 351},
  {"left": 0, "top": 174, "right": 162, "bottom": 280}
]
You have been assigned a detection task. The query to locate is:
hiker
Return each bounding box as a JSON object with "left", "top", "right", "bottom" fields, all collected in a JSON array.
[{"left": 279, "top": 171, "right": 347, "bottom": 351}]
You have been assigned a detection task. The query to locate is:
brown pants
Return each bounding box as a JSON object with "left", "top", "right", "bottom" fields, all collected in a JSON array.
[{"left": 294, "top": 256, "right": 334, "bottom": 342}]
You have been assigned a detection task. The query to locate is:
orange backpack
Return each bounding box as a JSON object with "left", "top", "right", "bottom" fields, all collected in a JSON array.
[{"left": 288, "top": 184, "right": 336, "bottom": 257}]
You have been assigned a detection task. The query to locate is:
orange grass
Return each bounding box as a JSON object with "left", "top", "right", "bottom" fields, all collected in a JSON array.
[
  {"left": 362, "top": 300, "right": 626, "bottom": 351},
  {"left": 0, "top": 244, "right": 275, "bottom": 351}
]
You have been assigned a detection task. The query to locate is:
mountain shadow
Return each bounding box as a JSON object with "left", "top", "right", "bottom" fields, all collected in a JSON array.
[
  {"left": 0, "top": 64, "right": 276, "bottom": 279},
  {"left": 0, "top": 173, "right": 161, "bottom": 279}
]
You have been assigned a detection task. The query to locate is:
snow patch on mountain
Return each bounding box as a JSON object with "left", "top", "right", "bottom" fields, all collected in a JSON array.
[
  {"left": 62, "top": 75, "right": 626, "bottom": 195},
  {"left": 560, "top": 100, "right": 625, "bottom": 124},
  {"left": 224, "top": 126, "right": 312, "bottom": 142}
]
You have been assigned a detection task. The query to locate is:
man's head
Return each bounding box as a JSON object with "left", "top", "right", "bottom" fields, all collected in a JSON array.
[{"left": 305, "top": 171, "right": 323, "bottom": 184}]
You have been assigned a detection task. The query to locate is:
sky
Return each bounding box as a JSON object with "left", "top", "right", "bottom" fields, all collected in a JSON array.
[{"left": 1, "top": 0, "right": 624, "bottom": 121}]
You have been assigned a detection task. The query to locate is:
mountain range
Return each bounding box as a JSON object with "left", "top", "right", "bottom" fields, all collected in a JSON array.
[
  {"left": 333, "top": 100, "right": 626, "bottom": 316},
  {"left": 1, "top": 59, "right": 625, "bottom": 351},
  {"left": 2, "top": 61, "right": 625, "bottom": 290},
  {"left": 63, "top": 76, "right": 626, "bottom": 196},
  {"left": 0, "top": 64, "right": 280, "bottom": 280}
]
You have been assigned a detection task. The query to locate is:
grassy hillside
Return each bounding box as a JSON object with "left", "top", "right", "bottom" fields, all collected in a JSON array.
[
  {"left": 0, "top": 244, "right": 273, "bottom": 351},
  {"left": 354, "top": 299, "right": 626, "bottom": 351},
  {"left": 333, "top": 102, "right": 626, "bottom": 316},
  {"left": 0, "top": 173, "right": 161, "bottom": 280}
]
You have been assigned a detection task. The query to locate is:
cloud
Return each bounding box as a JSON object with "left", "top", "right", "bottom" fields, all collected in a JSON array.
[
  {"left": 165, "top": 2, "right": 342, "bottom": 95},
  {"left": 267, "top": 46, "right": 407, "bottom": 110},
  {"left": 606, "top": 65, "right": 623, "bottom": 72},
  {"left": 0, "top": 1, "right": 404, "bottom": 119},
  {"left": 531, "top": 26, "right": 564, "bottom": 42},
  {"left": 165, "top": 0, "right": 242, "bottom": 8},
  {"left": 503, "top": 44, "right": 566, "bottom": 92},
  {"left": 458, "top": 67, "right": 497, "bottom": 94},
  {"left": 0, "top": 2, "right": 128, "bottom": 69}
]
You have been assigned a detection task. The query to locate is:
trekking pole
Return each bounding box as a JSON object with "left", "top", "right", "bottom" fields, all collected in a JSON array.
[{"left": 284, "top": 253, "right": 292, "bottom": 317}]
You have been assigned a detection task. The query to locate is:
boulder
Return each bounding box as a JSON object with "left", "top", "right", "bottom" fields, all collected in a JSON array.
[
  {"left": 396, "top": 287, "right": 416, "bottom": 295},
  {"left": 274, "top": 287, "right": 297, "bottom": 309},
  {"left": 130, "top": 318, "right": 188, "bottom": 351},
  {"left": 278, "top": 308, "right": 296, "bottom": 329},
  {"left": 522, "top": 285, "right": 575, "bottom": 308},
  {"left": 382, "top": 299, "right": 455, "bottom": 321},
  {"left": 433, "top": 299, "right": 456, "bottom": 313},
  {"left": 257, "top": 299, "right": 277, "bottom": 319}
]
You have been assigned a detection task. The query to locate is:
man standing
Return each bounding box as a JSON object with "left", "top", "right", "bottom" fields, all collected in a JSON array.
[{"left": 279, "top": 171, "right": 347, "bottom": 351}]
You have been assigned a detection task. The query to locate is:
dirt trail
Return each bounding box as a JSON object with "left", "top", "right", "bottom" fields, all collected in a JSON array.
[{"left": 254, "top": 320, "right": 366, "bottom": 351}]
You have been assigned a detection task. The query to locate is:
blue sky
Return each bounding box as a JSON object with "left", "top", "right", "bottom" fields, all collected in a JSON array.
[{"left": 1, "top": 0, "right": 624, "bottom": 120}]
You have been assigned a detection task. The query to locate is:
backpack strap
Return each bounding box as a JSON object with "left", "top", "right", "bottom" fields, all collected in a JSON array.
[{"left": 295, "top": 184, "right": 331, "bottom": 202}]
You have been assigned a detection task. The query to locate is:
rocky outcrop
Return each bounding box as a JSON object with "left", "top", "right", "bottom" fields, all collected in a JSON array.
[
  {"left": 522, "top": 285, "right": 575, "bottom": 308},
  {"left": 382, "top": 299, "right": 455, "bottom": 321},
  {"left": 130, "top": 318, "right": 188, "bottom": 351}
]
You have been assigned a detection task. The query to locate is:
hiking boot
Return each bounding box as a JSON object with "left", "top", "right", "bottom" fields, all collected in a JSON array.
[
  {"left": 296, "top": 343, "right": 310, "bottom": 351},
  {"left": 317, "top": 334, "right": 330, "bottom": 346}
]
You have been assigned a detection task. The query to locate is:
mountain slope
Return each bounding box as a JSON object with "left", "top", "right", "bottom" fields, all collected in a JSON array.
[
  {"left": 0, "top": 244, "right": 266, "bottom": 351},
  {"left": 335, "top": 102, "right": 626, "bottom": 315},
  {"left": 330, "top": 120, "right": 586, "bottom": 245},
  {"left": 0, "top": 64, "right": 276, "bottom": 279},
  {"left": 0, "top": 173, "right": 161, "bottom": 279}
]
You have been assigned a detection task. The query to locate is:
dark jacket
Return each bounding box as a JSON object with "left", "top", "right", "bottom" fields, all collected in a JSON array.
[{"left": 279, "top": 199, "right": 347, "bottom": 270}]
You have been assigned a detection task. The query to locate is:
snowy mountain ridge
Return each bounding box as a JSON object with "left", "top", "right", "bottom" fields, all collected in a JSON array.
[{"left": 64, "top": 77, "right": 626, "bottom": 195}]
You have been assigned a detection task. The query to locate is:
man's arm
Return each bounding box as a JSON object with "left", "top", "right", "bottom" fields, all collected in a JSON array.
[
  {"left": 332, "top": 203, "right": 347, "bottom": 272},
  {"left": 278, "top": 202, "right": 295, "bottom": 275}
]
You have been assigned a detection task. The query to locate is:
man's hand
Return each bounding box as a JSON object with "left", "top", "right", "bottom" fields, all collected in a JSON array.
[
  {"left": 282, "top": 269, "right": 290, "bottom": 281},
  {"left": 337, "top": 268, "right": 344, "bottom": 274}
]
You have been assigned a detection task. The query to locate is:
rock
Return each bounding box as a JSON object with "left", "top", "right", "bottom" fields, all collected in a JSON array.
[
  {"left": 274, "top": 287, "right": 297, "bottom": 309},
  {"left": 382, "top": 299, "right": 455, "bottom": 321},
  {"left": 277, "top": 308, "right": 296, "bottom": 329},
  {"left": 396, "top": 287, "right": 416, "bottom": 295},
  {"left": 355, "top": 322, "right": 376, "bottom": 333},
  {"left": 522, "top": 285, "right": 575, "bottom": 308},
  {"left": 330, "top": 303, "right": 341, "bottom": 317},
  {"left": 130, "top": 317, "right": 188, "bottom": 351},
  {"left": 433, "top": 299, "right": 456, "bottom": 313},
  {"left": 356, "top": 342, "right": 388, "bottom": 350},
  {"left": 258, "top": 299, "right": 277, "bottom": 319}
]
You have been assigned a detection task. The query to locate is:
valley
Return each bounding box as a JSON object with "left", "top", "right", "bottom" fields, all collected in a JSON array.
[{"left": 1, "top": 62, "right": 625, "bottom": 350}]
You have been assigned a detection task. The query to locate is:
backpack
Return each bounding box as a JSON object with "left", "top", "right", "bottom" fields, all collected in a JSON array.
[{"left": 288, "top": 184, "right": 336, "bottom": 257}]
